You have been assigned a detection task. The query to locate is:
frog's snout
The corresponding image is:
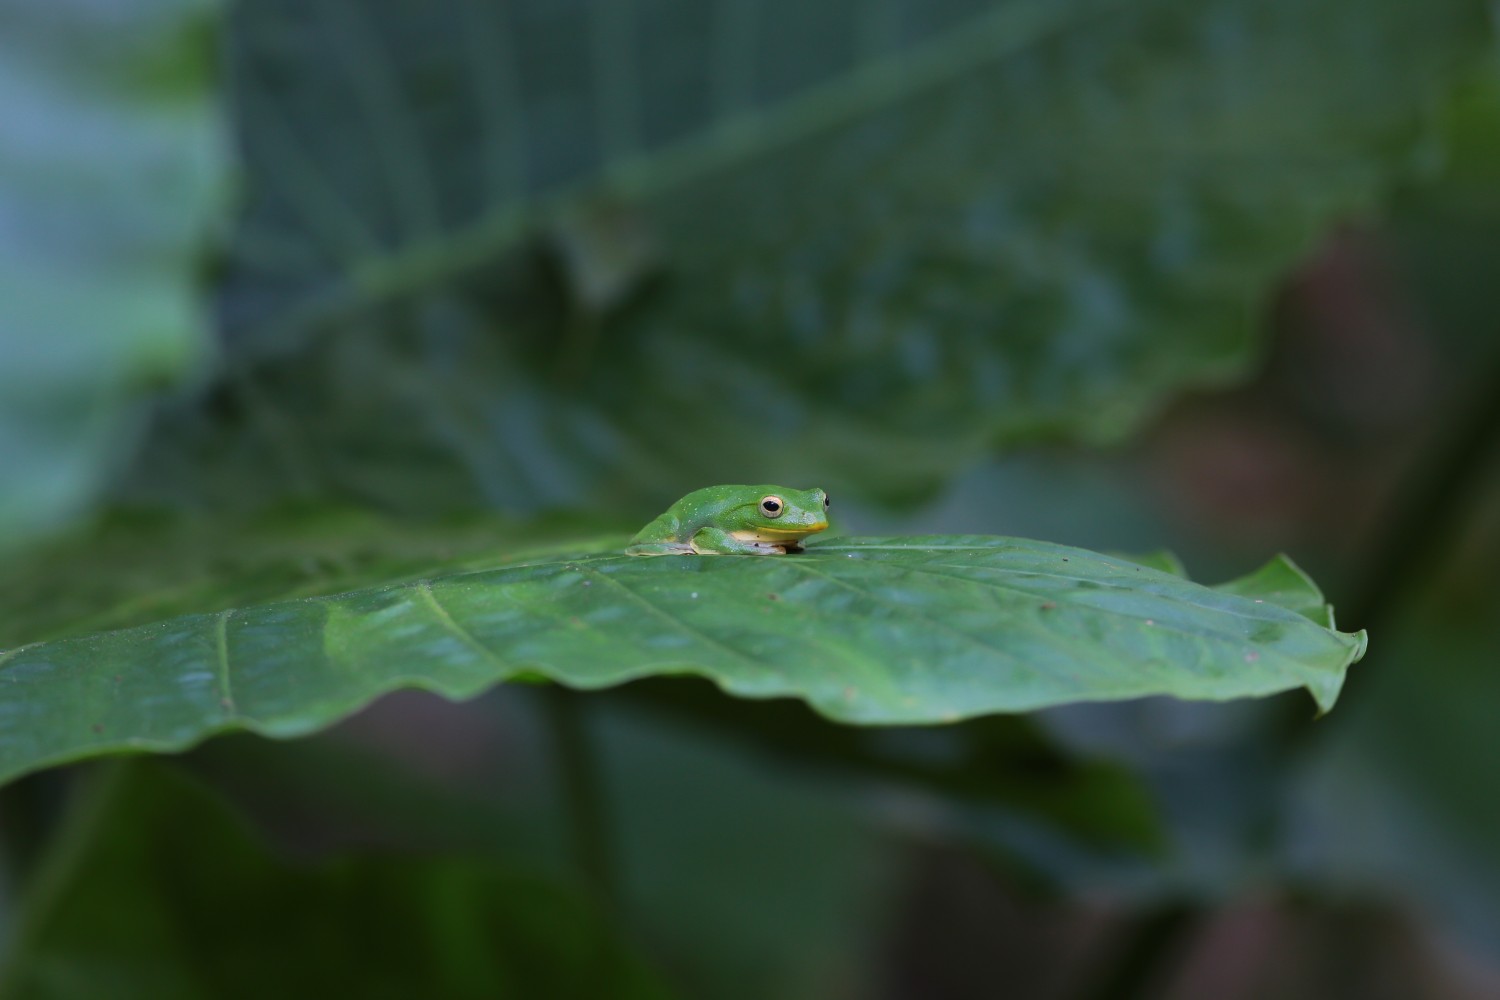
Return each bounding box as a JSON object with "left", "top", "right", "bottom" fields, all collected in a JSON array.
[{"left": 810, "top": 496, "right": 831, "bottom": 531}]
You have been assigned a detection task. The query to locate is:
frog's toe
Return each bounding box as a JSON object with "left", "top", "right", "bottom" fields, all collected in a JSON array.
[{"left": 625, "top": 541, "right": 695, "bottom": 556}]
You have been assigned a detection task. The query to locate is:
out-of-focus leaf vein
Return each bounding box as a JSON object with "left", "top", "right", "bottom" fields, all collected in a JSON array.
[
  {"left": 712, "top": 0, "right": 760, "bottom": 117},
  {"left": 591, "top": 0, "right": 643, "bottom": 160},
  {"left": 319, "top": 0, "right": 442, "bottom": 238},
  {"left": 458, "top": 0, "right": 528, "bottom": 200},
  {"left": 246, "top": 0, "right": 1125, "bottom": 349},
  {"left": 237, "top": 81, "right": 379, "bottom": 263}
]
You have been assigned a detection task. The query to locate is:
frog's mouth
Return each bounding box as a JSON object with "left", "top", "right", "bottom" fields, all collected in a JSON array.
[{"left": 733, "top": 521, "right": 828, "bottom": 542}]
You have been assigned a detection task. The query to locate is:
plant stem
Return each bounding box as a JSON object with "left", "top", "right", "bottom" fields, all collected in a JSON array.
[
  {"left": 0, "top": 773, "right": 66, "bottom": 892},
  {"left": 541, "top": 685, "right": 619, "bottom": 918},
  {"left": 1070, "top": 903, "right": 1196, "bottom": 1000},
  {"left": 0, "top": 763, "right": 126, "bottom": 995},
  {"left": 1342, "top": 345, "right": 1500, "bottom": 637},
  {"left": 1280, "top": 341, "right": 1500, "bottom": 739}
]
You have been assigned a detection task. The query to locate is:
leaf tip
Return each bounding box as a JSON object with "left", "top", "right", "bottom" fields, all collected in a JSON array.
[
  {"left": 1348, "top": 628, "right": 1369, "bottom": 665},
  {"left": 1306, "top": 628, "right": 1369, "bottom": 717}
]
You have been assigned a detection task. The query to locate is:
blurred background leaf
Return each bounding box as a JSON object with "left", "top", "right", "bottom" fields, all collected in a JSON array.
[
  {"left": 0, "top": 0, "right": 230, "bottom": 555},
  {"left": 170, "top": 684, "right": 1161, "bottom": 1000},
  {"left": 115, "top": 0, "right": 1488, "bottom": 517},
  {"left": 0, "top": 759, "right": 672, "bottom": 999}
]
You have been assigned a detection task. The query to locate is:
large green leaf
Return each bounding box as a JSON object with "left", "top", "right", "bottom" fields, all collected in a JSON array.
[
  {"left": 0, "top": 761, "right": 670, "bottom": 999},
  {"left": 118, "top": 0, "right": 1486, "bottom": 514},
  {"left": 0, "top": 537, "right": 1365, "bottom": 786},
  {"left": 0, "top": 0, "right": 230, "bottom": 553}
]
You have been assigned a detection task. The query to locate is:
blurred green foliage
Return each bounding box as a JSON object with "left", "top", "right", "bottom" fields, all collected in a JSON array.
[
  {"left": 3, "top": 0, "right": 1500, "bottom": 996},
  {"left": 0, "top": 760, "right": 671, "bottom": 999},
  {"left": 0, "top": 0, "right": 229, "bottom": 555},
  {"left": 121, "top": 0, "right": 1487, "bottom": 516}
]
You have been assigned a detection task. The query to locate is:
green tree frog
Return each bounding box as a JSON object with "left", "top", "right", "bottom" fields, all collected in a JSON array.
[{"left": 626, "top": 485, "right": 831, "bottom": 556}]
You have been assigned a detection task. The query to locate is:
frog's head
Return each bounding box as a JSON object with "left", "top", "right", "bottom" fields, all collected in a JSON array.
[{"left": 730, "top": 485, "right": 831, "bottom": 541}]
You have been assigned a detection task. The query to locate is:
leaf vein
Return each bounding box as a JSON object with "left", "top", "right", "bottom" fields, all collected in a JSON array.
[
  {"left": 214, "top": 609, "right": 237, "bottom": 718},
  {"left": 415, "top": 581, "right": 517, "bottom": 673},
  {"left": 784, "top": 560, "right": 1037, "bottom": 667},
  {"left": 320, "top": 0, "right": 443, "bottom": 238},
  {"left": 246, "top": 0, "right": 1130, "bottom": 350},
  {"left": 577, "top": 567, "right": 776, "bottom": 676}
]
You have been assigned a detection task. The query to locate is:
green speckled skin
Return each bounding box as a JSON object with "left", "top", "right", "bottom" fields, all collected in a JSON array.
[{"left": 626, "top": 485, "right": 830, "bottom": 556}]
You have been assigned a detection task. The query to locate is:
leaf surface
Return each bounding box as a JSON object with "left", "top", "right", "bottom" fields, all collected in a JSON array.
[
  {"left": 0, "top": 536, "right": 1365, "bottom": 786},
  {"left": 0, "top": 507, "right": 622, "bottom": 650}
]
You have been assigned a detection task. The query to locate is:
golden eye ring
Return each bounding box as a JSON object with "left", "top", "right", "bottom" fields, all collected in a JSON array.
[{"left": 760, "top": 495, "right": 784, "bottom": 518}]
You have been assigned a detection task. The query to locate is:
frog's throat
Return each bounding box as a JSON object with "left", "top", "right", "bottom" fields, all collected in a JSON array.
[{"left": 730, "top": 522, "right": 828, "bottom": 542}]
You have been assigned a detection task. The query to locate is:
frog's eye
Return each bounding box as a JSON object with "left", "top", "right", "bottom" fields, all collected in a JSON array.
[
  {"left": 759, "top": 495, "right": 784, "bottom": 518},
  {"left": 823, "top": 496, "right": 830, "bottom": 508}
]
